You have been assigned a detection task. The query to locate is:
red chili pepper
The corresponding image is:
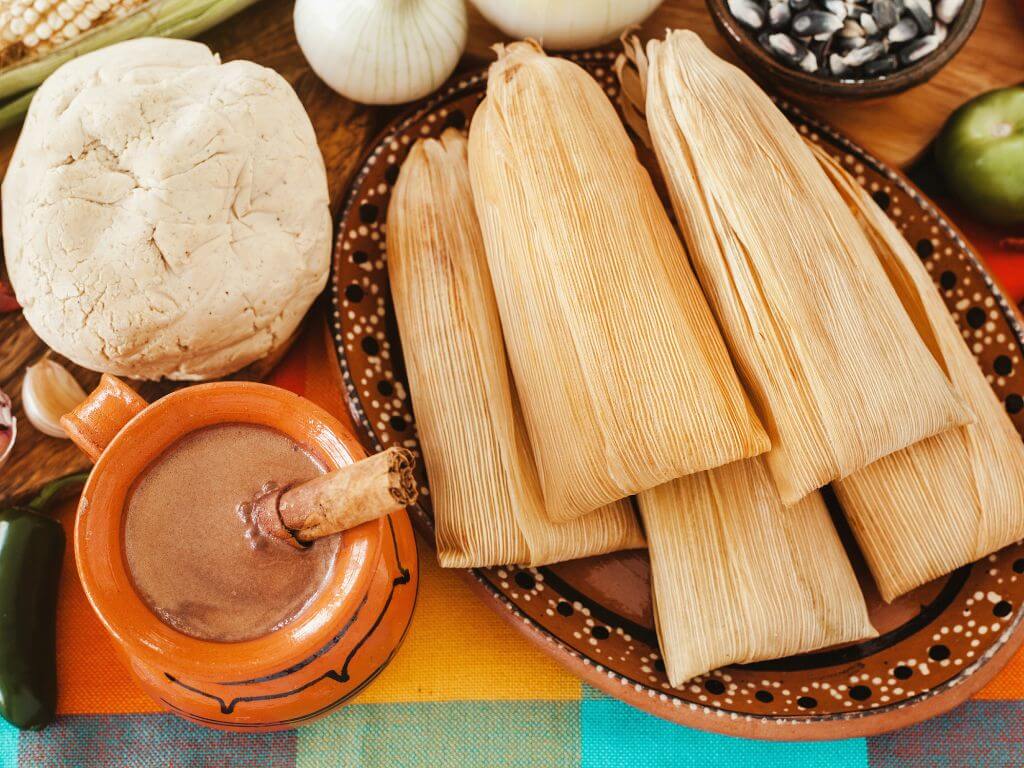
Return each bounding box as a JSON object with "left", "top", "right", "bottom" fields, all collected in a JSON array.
[
  {"left": 1000, "top": 237, "right": 1024, "bottom": 253},
  {"left": 0, "top": 281, "right": 19, "bottom": 314}
]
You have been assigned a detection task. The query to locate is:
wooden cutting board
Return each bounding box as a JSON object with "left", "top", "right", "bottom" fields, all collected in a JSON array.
[{"left": 0, "top": 0, "right": 1020, "bottom": 502}]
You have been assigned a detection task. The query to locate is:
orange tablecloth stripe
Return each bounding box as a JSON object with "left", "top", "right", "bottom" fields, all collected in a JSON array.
[
  {"left": 48, "top": 191, "right": 1024, "bottom": 711},
  {"left": 53, "top": 306, "right": 580, "bottom": 715}
]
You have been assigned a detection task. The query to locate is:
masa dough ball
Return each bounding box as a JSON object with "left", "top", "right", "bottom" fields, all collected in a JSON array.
[{"left": 2, "top": 38, "right": 332, "bottom": 380}]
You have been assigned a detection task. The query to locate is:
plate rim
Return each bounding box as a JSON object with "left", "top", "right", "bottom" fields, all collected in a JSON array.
[{"left": 328, "top": 51, "right": 1024, "bottom": 740}]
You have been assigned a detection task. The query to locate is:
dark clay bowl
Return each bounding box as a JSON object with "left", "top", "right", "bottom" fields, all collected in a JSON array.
[{"left": 706, "top": 0, "right": 985, "bottom": 100}]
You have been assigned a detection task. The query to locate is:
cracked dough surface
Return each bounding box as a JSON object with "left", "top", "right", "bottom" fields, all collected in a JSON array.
[{"left": 2, "top": 38, "right": 331, "bottom": 380}]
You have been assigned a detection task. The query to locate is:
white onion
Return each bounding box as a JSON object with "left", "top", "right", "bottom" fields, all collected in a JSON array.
[
  {"left": 471, "top": 0, "right": 665, "bottom": 50},
  {"left": 294, "top": 0, "right": 468, "bottom": 106}
]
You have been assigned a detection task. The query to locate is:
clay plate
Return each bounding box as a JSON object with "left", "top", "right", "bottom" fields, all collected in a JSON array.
[{"left": 329, "top": 52, "right": 1024, "bottom": 740}]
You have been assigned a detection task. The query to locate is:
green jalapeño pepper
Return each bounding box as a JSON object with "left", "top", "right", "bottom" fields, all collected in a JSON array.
[
  {"left": 0, "top": 472, "right": 87, "bottom": 730},
  {"left": 936, "top": 87, "right": 1024, "bottom": 226}
]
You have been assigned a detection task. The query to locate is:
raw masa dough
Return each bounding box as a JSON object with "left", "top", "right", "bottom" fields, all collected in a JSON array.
[{"left": 2, "top": 38, "right": 331, "bottom": 380}]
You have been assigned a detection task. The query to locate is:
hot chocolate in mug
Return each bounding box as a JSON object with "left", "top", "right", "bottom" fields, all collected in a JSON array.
[{"left": 65, "top": 375, "right": 418, "bottom": 731}]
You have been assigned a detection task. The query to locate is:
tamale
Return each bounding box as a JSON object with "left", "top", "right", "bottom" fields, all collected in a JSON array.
[
  {"left": 641, "top": 30, "right": 969, "bottom": 505},
  {"left": 467, "top": 41, "right": 769, "bottom": 520},
  {"left": 387, "top": 129, "right": 645, "bottom": 568},
  {"left": 638, "top": 459, "right": 876, "bottom": 686},
  {"left": 817, "top": 145, "right": 1024, "bottom": 601}
]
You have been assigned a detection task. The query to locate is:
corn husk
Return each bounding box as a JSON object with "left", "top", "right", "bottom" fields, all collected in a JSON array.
[
  {"left": 387, "top": 129, "right": 645, "bottom": 567},
  {"left": 816, "top": 146, "right": 1024, "bottom": 601},
  {"left": 467, "top": 41, "right": 769, "bottom": 520},
  {"left": 640, "top": 30, "right": 969, "bottom": 505},
  {"left": 638, "top": 458, "right": 876, "bottom": 686}
]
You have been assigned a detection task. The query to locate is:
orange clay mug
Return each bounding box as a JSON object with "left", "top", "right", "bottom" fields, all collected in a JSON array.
[{"left": 63, "top": 375, "right": 418, "bottom": 732}]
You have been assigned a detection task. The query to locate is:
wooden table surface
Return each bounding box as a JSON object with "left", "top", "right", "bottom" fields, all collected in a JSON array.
[
  {"left": 0, "top": 0, "right": 1021, "bottom": 501},
  {"left": 463, "top": 0, "right": 1024, "bottom": 167}
]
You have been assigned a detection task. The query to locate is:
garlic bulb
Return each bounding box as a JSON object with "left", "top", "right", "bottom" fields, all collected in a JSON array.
[
  {"left": 0, "top": 389, "right": 15, "bottom": 469},
  {"left": 22, "top": 359, "right": 87, "bottom": 439},
  {"left": 294, "top": 0, "right": 468, "bottom": 105},
  {"left": 470, "top": 0, "right": 664, "bottom": 50}
]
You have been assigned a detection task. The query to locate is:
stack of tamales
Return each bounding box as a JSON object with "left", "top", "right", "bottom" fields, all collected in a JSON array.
[
  {"left": 387, "top": 129, "right": 644, "bottom": 567},
  {"left": 386, "top": 30, "right": 1024, "bottom": 688},
  {"left": 642, "top": 30, "right": 969, "bottom": 506},
  {"left": 469, "top": 40, "right": 872, "bottom": 684},
  {"left": 816, "top": 146, "right": 1024, "bottom": 602},
  {"left": 468, "top": 41, "right": 768, "bottom": 521},
  {"left": 632, "top": 28, "right": 1024, "bottom": 680},
  {"left": 641, "top": 459, "right": 875, "bottom": 685}
]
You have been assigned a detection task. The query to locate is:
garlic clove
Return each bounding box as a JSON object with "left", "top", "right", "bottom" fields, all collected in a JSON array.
[
  {"left": 22, "top": 358, "right": 87, "bottom": 439},
  {"left": 0, "top": 389, "right": 15, "bottom": 468},
  {"left": 294, "top": 0, "right": 468, "bottom": 105}
]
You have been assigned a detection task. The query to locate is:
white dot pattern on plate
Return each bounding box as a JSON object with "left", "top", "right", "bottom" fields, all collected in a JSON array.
[{"left": 329, "top": 51, "right": 1024, "bottom": 734}]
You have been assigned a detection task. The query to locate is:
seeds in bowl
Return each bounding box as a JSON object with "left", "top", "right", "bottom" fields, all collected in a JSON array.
[{"left": 727, "top": 0, "right": 964, "bottom": 79}]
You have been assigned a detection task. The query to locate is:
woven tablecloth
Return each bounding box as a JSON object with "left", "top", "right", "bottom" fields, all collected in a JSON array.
[{"left": 4, "top": 179, "right": 1024, "bottom": 767}]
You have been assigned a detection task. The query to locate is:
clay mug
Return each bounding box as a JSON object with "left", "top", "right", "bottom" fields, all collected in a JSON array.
[{"left": 64, "top": 375, "right": 418, "bottom": 731}]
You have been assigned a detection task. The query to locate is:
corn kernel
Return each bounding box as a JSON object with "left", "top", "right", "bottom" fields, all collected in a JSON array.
[{"left": 2, "top": 0, "right": 148, "bottom": 70}]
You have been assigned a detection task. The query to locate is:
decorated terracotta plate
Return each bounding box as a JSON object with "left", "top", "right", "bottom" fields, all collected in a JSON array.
[{"left": 329, "top": 52, "right": 1024, "bottom": 740}]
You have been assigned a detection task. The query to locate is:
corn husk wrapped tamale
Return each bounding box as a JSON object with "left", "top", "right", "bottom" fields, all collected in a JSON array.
[
  {"left": 467, "top": 41, "right": 769, "bottom": 520},
  {"left": 638, "top": 459, "right": 876, "bottom": 686},
  {"left": 815, "top": 146, "right": 1024, "bottom": 601},
  {"left": 387, "top": 129, "right": 645, "bottom": 567},
  {"left": 640, "top": 30, "right": 969, "bottom": 505}
]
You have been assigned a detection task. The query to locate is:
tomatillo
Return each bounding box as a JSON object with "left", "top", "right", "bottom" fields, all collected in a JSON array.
[{"left": 936, "top": 87, "right": 1024, "bottom": 226}]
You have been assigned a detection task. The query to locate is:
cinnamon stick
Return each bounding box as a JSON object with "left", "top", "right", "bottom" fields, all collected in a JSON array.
[{"left": 252, "top": 447, "right": 417, "bottom": 547}]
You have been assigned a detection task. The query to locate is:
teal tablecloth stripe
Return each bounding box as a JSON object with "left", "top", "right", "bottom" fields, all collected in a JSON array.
[
  {"left": 580, "top": 687, "right": 869, "bottom": 768},
  {"left": 0, "top": 721, "right": 16, "bottom": 768},
  {"left": 5, "top": 694, "right": 1024, "bottom": 766}
]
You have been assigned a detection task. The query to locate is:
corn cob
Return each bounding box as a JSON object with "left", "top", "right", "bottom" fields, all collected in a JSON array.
[
  {"left": 0, "top": 0, "right": 262, "bottom": 129},
  {"left": 1, "top": 0, "right": 149, "bottom": 69}
]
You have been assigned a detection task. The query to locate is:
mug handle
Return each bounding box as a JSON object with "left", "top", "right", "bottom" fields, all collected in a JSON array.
[{"left": 61, "top": 375, "right": 148, "bottom": 463}]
